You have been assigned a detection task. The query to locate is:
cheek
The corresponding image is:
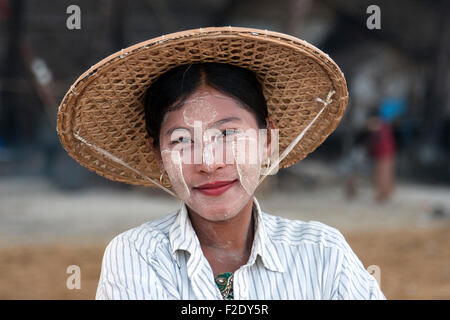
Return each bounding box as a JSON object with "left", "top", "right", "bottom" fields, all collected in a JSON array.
[
  {"left": 235, "top": 160, "right": 261, "bottom": 196},
  {"left": 161, "top": 150, "right": 191, "bottom": 200},
  {"left": 232, "top": 138, "right": 262, "bottom": 195}
]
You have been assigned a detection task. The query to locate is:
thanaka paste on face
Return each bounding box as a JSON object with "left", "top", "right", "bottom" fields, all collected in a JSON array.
[
  {"left": 203, "top": 141, "right": 215, "bottom": 169},
  {"left": 180, "top": 92, "right": 249, "bottom": 129},
  {"left": 161, "top": 149, "right": 190, "bottom": 200},
  {"left": 159, "top": 90, "right": 264, "bottom": 221},
  {"left": 202, "top": 126, "right": 228, "bottom": 168},
  {"left": 178, "top": 94, "right": 238, "bottom": 166},
  {"left": 182, "top": 95, "right": 218, "bottom": 127},
  {"left": 232, "top": 137, "right": 261, "bottom": 196}
]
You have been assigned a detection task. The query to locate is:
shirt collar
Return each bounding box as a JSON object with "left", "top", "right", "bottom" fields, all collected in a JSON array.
[
  {"left": 250, "top": 198, "right": 285, "bottom": 273},
  {"left": 168, "top": 200, "right": 201, "bottom": 268},
  {"left": 168, "top": 198, "right": 285, "bottom": 273}
]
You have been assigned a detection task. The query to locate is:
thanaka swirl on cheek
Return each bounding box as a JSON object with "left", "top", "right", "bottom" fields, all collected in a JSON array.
[{"left": 160, "top": 149, "right": 190, "bottom": 200}]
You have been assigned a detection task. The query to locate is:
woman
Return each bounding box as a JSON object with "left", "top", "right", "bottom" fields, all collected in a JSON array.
[{"left": 57, "top": 27, "right": 385, "bottom": 300}]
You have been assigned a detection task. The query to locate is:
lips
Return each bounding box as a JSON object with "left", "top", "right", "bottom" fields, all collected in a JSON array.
[{"left": 194, "top": 180, "right": 238, "bottom": 196}]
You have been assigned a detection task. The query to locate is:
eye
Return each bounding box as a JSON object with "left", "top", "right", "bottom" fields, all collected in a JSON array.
[
  {"left": 221, "top": 129, "right": 239, "bottom": 137},
  {"left": 170, "top": 136, "right": 192, "bottom": 145}
]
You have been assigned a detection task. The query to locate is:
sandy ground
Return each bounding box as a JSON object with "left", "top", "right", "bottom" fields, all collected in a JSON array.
[{"left": 0, "top": 176, "right": 449, "bottom": 299}]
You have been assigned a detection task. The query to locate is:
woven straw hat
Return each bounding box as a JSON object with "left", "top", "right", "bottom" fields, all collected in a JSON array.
[{"left": 57, "top": 26, "right": 348, "bottom": 189}]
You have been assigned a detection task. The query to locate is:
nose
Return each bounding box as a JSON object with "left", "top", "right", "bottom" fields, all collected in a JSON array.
[
  {"left": 196, "top": 161, "right": 225, "bottom": 174},
  {"left": 195, "top": 142, "right": 226, "bottom": 174}
]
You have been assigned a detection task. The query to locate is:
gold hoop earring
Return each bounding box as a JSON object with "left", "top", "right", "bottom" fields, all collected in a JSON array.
[{"left": 264, "top": 157, "right": 271, "bottom": 168}]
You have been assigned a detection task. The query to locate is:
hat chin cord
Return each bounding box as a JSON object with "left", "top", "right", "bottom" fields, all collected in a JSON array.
[
  {"left": 73, "top": 131, "right": 178, "bottom": 198},
  {"left": 255, "top": 90, "right": 335, "bottom": 188}
]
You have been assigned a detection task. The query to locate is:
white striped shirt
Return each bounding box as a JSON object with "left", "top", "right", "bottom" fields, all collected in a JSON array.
[{"left": 95, "top": 198, "right": 385, "bottom": 300}]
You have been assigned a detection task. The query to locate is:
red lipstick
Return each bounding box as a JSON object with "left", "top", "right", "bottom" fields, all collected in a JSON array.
[{"left": 194, "top": 180, "right": 238, "bottom": 196}]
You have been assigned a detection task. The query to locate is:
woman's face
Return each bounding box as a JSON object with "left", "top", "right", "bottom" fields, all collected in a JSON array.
[{"left": 158, "top": 85, "right": 267, "bottom": 221}]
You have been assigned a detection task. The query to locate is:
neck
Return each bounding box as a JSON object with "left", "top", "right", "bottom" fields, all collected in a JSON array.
[{"left": 187, "top": 198, "right": 255, "bottom": 253}]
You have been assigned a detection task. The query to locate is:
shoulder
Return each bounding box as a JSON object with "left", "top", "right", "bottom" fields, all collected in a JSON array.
[
  {"left": 103, "top": 212, "right": 178, "bottom": 260},
  {"left": 260, "top": 213, "right": 385, "bottom": 299},
  {"left": 261, "top": 212, "right": 349, "bottom": 252}
]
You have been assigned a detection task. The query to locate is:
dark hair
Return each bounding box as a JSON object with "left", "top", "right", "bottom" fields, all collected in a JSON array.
[{"left": 143, "top": 63, "right": 268, "bottom": 148}]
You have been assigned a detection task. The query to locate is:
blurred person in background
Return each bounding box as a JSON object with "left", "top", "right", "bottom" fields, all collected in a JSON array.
[{"left": 366, "top": 98, "right": 405, "bottom": 203}]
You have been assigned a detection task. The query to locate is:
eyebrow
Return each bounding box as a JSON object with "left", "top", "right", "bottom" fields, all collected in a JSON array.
[
  {"left": 211, "top": 116, "right": 241, "bottom": 127},
  {"left": 165, "top": 117, "right": 242, "bottom": 136}
]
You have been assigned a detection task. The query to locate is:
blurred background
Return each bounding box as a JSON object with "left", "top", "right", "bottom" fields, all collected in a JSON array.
[{"left": 0, "top": 0, "right": 449, "bottom": 299}]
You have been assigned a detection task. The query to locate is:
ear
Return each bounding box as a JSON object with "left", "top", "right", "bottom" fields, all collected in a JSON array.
[
  {"left": 158, "top": 158, "right": 165, "bottom": 173},
  {"left": 157, "top": 153, "right": 165, "bottom": 173},
  {"left": 264, "top": 116, "right": 277, "bottom": 159},
  {"left": 149, "top": 137, "right": 165, "bottom": 172}
]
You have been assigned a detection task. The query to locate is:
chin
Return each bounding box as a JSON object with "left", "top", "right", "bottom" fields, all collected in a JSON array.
[{"left": 187, "top": 189, "right": 252, "bottom": 222}]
